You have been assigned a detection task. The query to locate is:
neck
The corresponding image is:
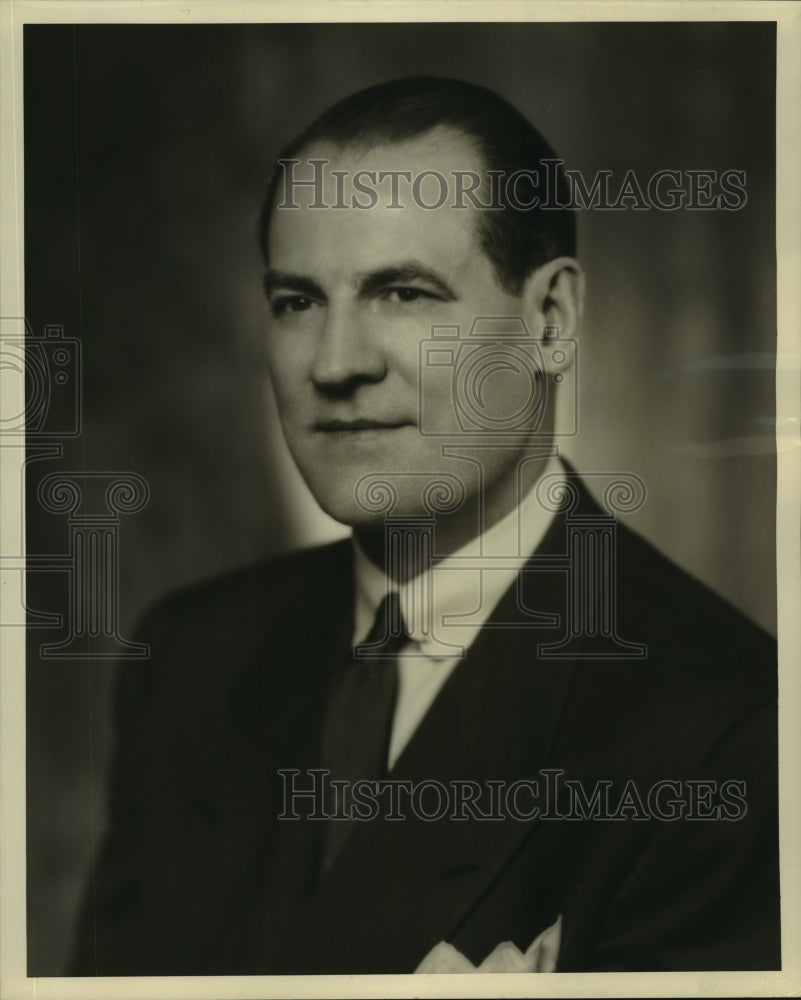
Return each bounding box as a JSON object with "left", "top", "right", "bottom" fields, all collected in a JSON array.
[{"left": 353, "top": 451, "right": 556, "bottom": 583}]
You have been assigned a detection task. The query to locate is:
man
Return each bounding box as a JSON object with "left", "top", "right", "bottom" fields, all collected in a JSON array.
[{"left": 70, "top": 77, "right": 779, "bottom": 975}]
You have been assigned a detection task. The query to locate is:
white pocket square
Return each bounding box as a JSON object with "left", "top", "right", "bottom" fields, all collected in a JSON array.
[{"left": 415, "top": 915, "right": 562, "bottom": 973}]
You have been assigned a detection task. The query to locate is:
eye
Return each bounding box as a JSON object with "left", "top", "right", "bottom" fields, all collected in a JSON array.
[
  {"left": 270, "top": 295, "right": 316, "bottom": 318},
  {"left": 382, "top": 287, "right": 436, "bottom": 304}
]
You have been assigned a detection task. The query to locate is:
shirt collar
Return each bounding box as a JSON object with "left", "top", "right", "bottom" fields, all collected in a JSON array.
[{"left": 352, "top": 455, "right": 564, "bottom": 655}]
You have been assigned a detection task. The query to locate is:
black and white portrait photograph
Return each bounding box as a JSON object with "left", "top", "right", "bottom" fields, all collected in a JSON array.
[{"left": 1, "top": 2, "right": 799, "bottom": 997}]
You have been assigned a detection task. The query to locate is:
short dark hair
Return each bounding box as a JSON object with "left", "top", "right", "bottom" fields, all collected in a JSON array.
[{"left": 259, "top": 76, "right": 576, "bottom": 295}]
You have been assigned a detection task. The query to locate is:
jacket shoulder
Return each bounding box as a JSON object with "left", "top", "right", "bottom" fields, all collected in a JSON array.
[
  {"left": 616, "top": 519, "right": 775, "bottom": 669},
  {"left": 136, "top": 538, "right": 353, "bottom": 642},
  {"left": 561, "top": 518, "right": 778, "bottom": 778}
]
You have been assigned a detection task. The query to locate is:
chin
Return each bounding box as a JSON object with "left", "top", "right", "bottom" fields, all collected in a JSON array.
[
  {"left": 315, "top": 495, "right": 390, "bottom": 531},
  {"left": 314, "top": 479, "right": 470, "bottom": 530},
  {"left": 290, "top": 445, "right": 472, "bottom": 526},
  {"left": 295, "top": 470, "right": 377, "bottom": 527}
]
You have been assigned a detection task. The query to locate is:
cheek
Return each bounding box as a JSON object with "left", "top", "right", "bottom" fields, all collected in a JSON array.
[{"left": 265, "top": 342, "right": 309, "bottom": 406}]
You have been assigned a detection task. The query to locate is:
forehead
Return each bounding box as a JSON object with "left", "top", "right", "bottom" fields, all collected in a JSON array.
[{"left": 267, "top": 127, "right": 491, "bottom": 278}]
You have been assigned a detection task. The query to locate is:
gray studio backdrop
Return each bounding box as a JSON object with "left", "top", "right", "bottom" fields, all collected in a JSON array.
[{"left": 23, "top": 22, "right": 776, "bottom": 974}]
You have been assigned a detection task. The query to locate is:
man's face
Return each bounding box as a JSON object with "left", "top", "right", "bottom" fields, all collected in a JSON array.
[{"left": 263, "top": 128, "right": 555, "bottom": 532}]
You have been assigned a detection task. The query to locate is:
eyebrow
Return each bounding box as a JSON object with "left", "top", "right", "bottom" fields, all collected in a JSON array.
[
  {"left": 262, "top": 270, "right": 325, "bottom": 300},
  {"left": 262, "top": 260, "right": 457, "bottom": 303},
  {"left": 357, "top": 262, "right": 457, "bottom": 301}
]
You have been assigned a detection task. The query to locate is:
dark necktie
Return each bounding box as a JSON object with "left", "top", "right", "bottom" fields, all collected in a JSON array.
[{"left": 319, "top": 591, "right": 407, "bottom": 871}]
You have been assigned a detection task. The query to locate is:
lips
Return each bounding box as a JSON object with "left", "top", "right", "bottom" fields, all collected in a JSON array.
[{"left": 314, "top": 418, "right": 413, "bottom": 431}]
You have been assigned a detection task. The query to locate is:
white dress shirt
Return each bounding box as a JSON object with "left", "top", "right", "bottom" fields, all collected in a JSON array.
[{"left": 351, "top": 457, "right": 564, "bottom": 769}]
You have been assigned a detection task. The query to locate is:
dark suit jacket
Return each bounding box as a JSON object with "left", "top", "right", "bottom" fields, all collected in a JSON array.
[{"left": 70, "top": 478, "right": 780, "bottom": 975}]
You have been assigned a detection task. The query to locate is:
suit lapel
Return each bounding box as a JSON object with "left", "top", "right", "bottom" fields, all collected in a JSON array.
[{"left": 279, "top": 509, "right": 585, "bottom": 972}]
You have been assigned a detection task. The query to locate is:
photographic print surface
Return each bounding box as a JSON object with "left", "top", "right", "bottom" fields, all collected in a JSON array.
[{"left": 4, "top": 6, "right": 799, "bottom": 997}]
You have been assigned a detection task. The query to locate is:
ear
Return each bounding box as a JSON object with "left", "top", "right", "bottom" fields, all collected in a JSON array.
[{"left": 520, "top": 256, "right": 585, "bottom": 375}]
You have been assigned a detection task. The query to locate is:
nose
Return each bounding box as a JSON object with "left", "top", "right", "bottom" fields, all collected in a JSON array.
[{"left": 310, "top": 301, "right": 387, "bottom": 391}]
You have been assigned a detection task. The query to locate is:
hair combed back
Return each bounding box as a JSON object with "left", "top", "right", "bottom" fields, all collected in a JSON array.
[{"left": 260, "top": 76, "right": 576, "bottom": 293}]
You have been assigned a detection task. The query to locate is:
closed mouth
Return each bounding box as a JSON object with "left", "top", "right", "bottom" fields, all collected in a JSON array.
[{"left": 315, "top": 419, "right": 413, "bottom": 432}]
